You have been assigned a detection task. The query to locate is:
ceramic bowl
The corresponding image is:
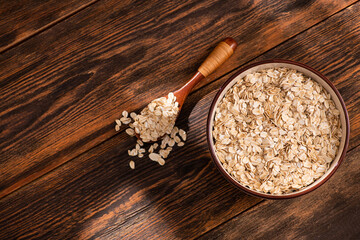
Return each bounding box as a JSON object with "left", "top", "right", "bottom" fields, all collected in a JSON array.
[{"left": 206, "top": 59, "right": 350, "bottom": 199}]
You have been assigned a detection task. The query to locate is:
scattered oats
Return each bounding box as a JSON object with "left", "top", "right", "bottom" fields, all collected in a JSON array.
[
  {"left": 122, "top": 110, "right": 128, "bottom": 118},
  {"left": 178, "top": 142, "right": 185, "bottom": 147},
  {"left": 158, "top": 158, "right": 165, "bottom": 166},
  {"left": 161, "top": 135, "right": 170, "bottom": 148},
  {"left": 121, "top": 117, "right": 131, "bottom": 124},
  {"left": 134, "top": 127, "right": 140, "bottom": 134},
  {"left": 128, "top": 149, "right": 137, "bottom": 156},
  {"left": 115, "top": 119, "right": 122, "bottom": 126},
  {"left": 132, "top": 148, "right": 138, "bottom": 155},
  {"left": 130, "top": 112, "right": 137, "bottom": 119},
  {"left": 148, "top": 145, "right": 154, "bottom": 153},
  {"left": 159, "top": 149, "right": 167, "bottom": 158},
  {"left": 137, "top": 139, "right": 144, "bottom": 146},
  {"left": 213, "top": 67, "right": 342, "bottom": 195},
  {"left": 171, "top": 127, "right": 179, "bottom": 138},
  {"left": 116, "top": 92, "right": 188, "bottom": 168},
  {"left": 168, "top": 139, "right": 175, "bottom": 147},
  {"left": 179, "top": 129, "right": 187, "bottom": 141},
  {"left": 125, "top": 128, "right": 135, "bottom": 136},
  {"left": 129, "top": 160, "right": 135, "bottom": 169},
  {"left": 173, "top": 126, "right": 179, "bottom": 133},
  {"left": 149, "top": 153, "right": 161, "bottom": 162},
  {"left": 161, "top": 147, "right": 173, "bottom": 158},
  {"left": 174, "top": 136, "right": 181, "bottom": 143}
]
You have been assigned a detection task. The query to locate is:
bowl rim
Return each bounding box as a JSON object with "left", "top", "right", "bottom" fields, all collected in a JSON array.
[{"left": 206, "top": 59, "right": 350, "bottom": 199}]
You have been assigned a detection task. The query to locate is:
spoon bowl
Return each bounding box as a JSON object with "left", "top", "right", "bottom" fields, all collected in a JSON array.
[{"left": 136, "top": 37, "right": 238, "bottom": 142}]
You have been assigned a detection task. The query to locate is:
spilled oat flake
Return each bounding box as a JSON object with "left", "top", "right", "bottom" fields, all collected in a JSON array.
[{"left": 115, "top": 92, "right": 187, "bottom": 168}]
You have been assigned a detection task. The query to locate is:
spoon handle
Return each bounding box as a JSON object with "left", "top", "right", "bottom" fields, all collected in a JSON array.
[
  {"left": 198, "top": 37, "right": 237, "bottom": 77},
  {"left": 176, "top": 38, "right": 237, "bottom": 96}
]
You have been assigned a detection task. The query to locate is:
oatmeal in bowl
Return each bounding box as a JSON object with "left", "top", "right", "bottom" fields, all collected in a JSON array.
[{"left": 207, "top": 60, "right": 350, "bottom": 199}]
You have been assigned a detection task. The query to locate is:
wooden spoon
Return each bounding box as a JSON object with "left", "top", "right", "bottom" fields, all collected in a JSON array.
[
  {"left": 137, "top": 37, "right": 237, "bottom": 141},
  {"left": 174, "top": 37, "right": 237, "bottom": 110}
]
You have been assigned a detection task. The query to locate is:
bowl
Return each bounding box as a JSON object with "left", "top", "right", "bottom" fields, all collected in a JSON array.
[{"left": 206, "top": 59, "right": 350, "bottom": 199}]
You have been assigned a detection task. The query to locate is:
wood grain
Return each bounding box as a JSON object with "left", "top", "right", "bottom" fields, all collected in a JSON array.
[
  {"left": 1, "top": 2, "right": 360, "bottom": 239},
  {"left": 199, "top": 145, "right": 360, "bottom": 240},
  {"left": 0, "top": 115, "right": 261, "bottom": 239},
  {"left": 0, "top": 0, "right": 97, "bottom": 53},
  {"left": 0, "top": 0, "right": 356, "bottom": 199}
]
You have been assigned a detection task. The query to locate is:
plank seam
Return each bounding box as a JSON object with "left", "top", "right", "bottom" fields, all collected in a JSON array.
[
  {"left": 194, "top": 145, "right": 360, "bottom": 238},
  {"left": 194, "top": 200, "right": 266, "bottom": 240},
  {"left": 0, "top": 0, "right": 100, "bottom": 54},
  {"left": 194, "top": 144, "right": 360, "bottom": 239},
  {"left": 192, "top": 0, "right": 360, "bottom": 96}
]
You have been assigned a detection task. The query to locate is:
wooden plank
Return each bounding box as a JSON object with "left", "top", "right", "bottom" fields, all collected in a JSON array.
[
  {"left": 0, "top": 0, "right": 356, "bottom": 199},
  {"left": 1, "top": 3, "right": 360, "bottom": 238},
  {"left": 199, "top": 145, "right": 360, "bottom": 240},
  {"left": 0, "top": 0, "right": 97, "bottom": 53},
  {"left": 0, "top": 105, "right": 261, "bottom": 239}
]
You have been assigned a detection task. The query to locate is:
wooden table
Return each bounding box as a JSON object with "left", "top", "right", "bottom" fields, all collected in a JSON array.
[{"left": 1, "top": 0, "right": 359, "bottom": 239}]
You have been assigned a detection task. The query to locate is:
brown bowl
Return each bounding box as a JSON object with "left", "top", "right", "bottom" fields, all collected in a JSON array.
[{"left": 206, "top": 59, "right": 350, "bottom": 199}]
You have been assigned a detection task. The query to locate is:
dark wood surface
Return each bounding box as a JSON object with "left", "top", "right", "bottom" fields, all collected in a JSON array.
[
  {"left": 0, "top": 0, "right": 359, "bottom": 239},
  {"left": 0, "top": 0, "right": 356, "bottom": 199},
  {"left": 0, "top": 0, "right": 97, "bottom": 53}
]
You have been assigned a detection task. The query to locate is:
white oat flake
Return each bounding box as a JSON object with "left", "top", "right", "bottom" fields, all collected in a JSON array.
[
  {"left": 115, "top": 119, "right": 122, "bottom": 126},
  {"left": 129, "top": 161, "right": 135, "bottom": 169},
  {"left": 116, "top": 92, "right": 188, "bottom": 168}
]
